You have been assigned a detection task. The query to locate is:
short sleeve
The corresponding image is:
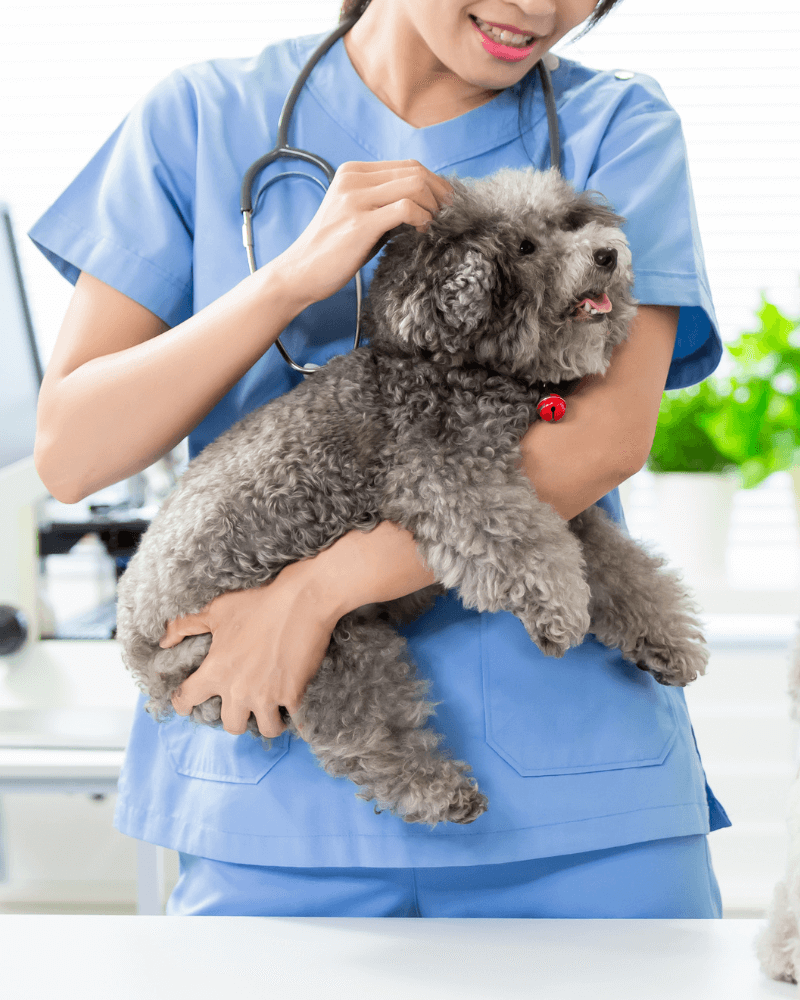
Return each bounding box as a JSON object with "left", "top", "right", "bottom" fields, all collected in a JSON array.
[
  {"left": 27, "top": 69, "right": 197, "bottom": 328},
  {"left": 581, "top": 76, "right": 722, "bottom": 390}
]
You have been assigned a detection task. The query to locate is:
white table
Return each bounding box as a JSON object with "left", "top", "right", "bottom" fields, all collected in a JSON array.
[{"left": 1, "top": 916, "right": 792, "bottom": 998}]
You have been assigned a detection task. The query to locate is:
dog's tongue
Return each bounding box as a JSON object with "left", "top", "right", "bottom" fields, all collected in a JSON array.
[{"left": 578, "top": 292, "right": 612, "bottom": 313}]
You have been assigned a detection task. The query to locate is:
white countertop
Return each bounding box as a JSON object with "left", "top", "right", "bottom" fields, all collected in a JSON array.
[{"left": 0, "top": 916, "right": 791, "bottom": 999}]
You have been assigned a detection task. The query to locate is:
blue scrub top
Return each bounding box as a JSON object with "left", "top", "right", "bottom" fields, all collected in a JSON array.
[{"left": 29, "top": 31, "right": 731, "bottom": 867}]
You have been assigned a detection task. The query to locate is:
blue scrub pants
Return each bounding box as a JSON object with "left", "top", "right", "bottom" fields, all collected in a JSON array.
[{"left": 166, "top": 834, "right": 723, "bottom": 917}]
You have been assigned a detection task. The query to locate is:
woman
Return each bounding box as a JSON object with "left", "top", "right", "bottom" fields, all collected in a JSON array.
[{"left": 30, "top": 0, "right": 730, "bottom": 917}]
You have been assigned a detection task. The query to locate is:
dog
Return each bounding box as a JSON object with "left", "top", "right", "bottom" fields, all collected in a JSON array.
[{"left": 115, "top": 165, "right": 710, "bottom": 828}]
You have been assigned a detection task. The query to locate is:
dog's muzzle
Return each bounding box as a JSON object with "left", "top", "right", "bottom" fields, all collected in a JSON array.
[{"left": 568, "top": 247, "right": 618, "bottom": 322}]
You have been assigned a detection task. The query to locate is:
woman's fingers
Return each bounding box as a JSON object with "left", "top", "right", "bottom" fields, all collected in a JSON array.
[
  {"left": 351, "top": 165, "right": 454, "bottom": 231},
  {"left": 253, "top": 705, "right": 287, "bottom": 741},
  {"left": 161, "top": 578, "right": 335, "bottom": 742},
  {"left": 284, "top": 701, "right": 305, "bottom": 739},
  {"left": 168, "top": 651, "right": 285, "bottom": 738},
  {"left": 219, "top": 700, "right": 254, "bottom": 737},
  {"left": 159, "top": 612, "right": 212, "bottom": 648},
  {"left": 341, "top": 159, "right": 454, "bottom": 206},
  {"left": 170, "top": 682, "right": 191, "bottom": 715},
  {"left": 360, "top": 174, "right": 447, "bottom": 218},
  {"left": 278, "top": 158, "right": 455, "bottom": 305},
  {"left": 170, "top": 668, "right": 216, "bottom": 716}
]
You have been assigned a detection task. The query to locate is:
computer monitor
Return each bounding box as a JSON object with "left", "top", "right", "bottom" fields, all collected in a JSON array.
[
  {"left": 0, "top": 202, "right": 48, "bottom": 656},
  {"left": 0, "top": 202, "right": 43, "bottom": 469}
]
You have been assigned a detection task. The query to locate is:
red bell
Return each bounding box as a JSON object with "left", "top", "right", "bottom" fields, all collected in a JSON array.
[{"left": 536, "top": 393, "right": 566, "bottom": 422}]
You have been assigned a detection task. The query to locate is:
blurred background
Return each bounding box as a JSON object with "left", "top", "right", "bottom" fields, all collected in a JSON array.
[{"left": 0, "top": 0, "right": 798, "bottom": 915}]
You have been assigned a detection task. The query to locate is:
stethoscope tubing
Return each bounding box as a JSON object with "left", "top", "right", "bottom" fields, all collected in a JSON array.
[{"left": 240, "top": 11, "right": 560, "bottom": 375}]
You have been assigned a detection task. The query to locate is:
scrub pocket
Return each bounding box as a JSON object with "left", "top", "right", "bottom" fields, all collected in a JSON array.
[
  {"left": 480, "top": 610, "right": 679, "bottom": 777},
  {"left": 160, "top": 713, "right": 290, "bottom": 783}
]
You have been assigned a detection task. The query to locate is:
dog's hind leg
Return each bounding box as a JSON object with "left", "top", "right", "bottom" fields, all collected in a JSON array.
[
  {"left": 567, "top": 504, "right": 708, "bottom": 686},
  {"left": 292, "top": 612, "right": 488, "bottom": 827}
]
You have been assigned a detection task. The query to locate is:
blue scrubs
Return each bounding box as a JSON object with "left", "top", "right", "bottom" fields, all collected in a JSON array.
[
  {"left": 28, "top": 31, "right": 731, "bottom": 912},
  {"left": 166, "top": 835, "right": 722, "bottom": 917}
]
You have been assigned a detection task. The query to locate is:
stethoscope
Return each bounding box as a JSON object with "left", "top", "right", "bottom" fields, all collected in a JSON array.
[{"left": 240, "top": 11, "right": 562, "bottom": 377}]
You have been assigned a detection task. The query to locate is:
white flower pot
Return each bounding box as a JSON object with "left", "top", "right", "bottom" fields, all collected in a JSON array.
[{"left": 650, "top": 472, "right": 739, "bottom": 589}]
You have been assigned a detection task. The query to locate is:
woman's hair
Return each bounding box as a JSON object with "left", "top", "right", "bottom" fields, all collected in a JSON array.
[
  {"left": 336, "top": 0, "right": 626, "bottom": 169},
  {"left": 339, "top": 0, "right": 623, "bottom": 39}
]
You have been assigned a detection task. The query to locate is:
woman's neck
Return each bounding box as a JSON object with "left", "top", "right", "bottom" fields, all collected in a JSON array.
[{"left": 343, "top": 3, "right": 501, "bottom": 129}]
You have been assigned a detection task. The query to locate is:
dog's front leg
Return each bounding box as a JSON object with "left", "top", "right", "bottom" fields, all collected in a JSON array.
[
  {"left": 383, "top": 466, "right": 591, "bottom": 658},
  {"left": 567, "top": 505, "right": 708, "bottom": 686},
  {"left": 294, "top": 611, "right": 488, "bottom": 827}
]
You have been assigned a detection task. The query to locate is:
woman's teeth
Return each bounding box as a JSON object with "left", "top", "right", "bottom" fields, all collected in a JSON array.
[{"left": 473, "top": 16, "right": 535, "bottom": 47}]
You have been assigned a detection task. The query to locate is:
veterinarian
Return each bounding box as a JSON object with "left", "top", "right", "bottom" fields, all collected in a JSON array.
[{"left": 30, "top": 0, "right": 731, "bottom": 917}]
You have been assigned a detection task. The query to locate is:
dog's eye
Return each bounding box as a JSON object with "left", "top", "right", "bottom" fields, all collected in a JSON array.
[
  {"left": 518, "top": 239, "right": 536, "bottom": 255},
  {"left": 563, "top": 210, "right": 589, "bottom": 232}
]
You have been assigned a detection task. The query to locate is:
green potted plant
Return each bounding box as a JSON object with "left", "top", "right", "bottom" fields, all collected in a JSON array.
[
  {"left": 644, "top": 378, "right": 741, "bottom": 588},
  {"left": 711, "top": 296, "right": 800, "bottom": 502},
  {"left": 641, "top": 295, "right": 800, "bottom": 588}
]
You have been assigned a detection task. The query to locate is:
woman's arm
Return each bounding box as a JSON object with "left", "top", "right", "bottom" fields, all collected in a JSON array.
[
  {"left": 520, "top": 303, "right": 680, "bottom": 515},
  {"left": 34, "top": 265, "right": 311, "bottom": 503},
  {"left": 309, "top": 304, "right": 680, "bottom": 619},
  {"left": 34, "top": 160, "right": 455, "bottom": 504}
]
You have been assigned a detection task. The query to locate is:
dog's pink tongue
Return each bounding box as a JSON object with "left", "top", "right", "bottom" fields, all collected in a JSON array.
[{"left": 579, "top": 292, "right": 612, "bottom": 313}]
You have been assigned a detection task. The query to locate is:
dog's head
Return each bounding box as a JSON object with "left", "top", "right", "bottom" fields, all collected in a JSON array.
[{"left": 365, "top": 166, "right": 639, "bottom": 384}]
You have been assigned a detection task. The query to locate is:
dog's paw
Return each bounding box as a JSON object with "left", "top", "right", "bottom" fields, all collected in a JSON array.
[
  {"left": 632, "top": 636, "right": 709, "bottom": 686},
  {"left": 521, "top": 605, "right": 591, "bottom": 658},
  {"left": 445, "top": 782, "right": 489, "bottom": 825},
  {"left": 398, "top": 778, "right": 489, "bottom": 827}
]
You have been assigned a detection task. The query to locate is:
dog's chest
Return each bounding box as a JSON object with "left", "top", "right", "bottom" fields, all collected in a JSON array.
[{"left": 374, "top": 355, "right": 539, "bottom": 462}]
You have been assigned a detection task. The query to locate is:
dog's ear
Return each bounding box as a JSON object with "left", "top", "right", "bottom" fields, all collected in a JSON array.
[
  {"left": 375, "top": 237, "right": 497, "bottom": 356},
  {"left": 433, "top": 245, "right": 496, "bottom": 332},
  {"left": 562, "top": 189, "right": 627, "bottom": 232}
]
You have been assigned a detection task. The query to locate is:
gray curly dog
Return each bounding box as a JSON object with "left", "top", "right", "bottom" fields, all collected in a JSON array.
[{"left": 115, "top": 165, "right": 709, "bottom": 828}]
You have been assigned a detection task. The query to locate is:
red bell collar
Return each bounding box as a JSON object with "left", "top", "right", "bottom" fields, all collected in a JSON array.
[{"left": 534, "top": 377, "right": 582, "bottom": 422}]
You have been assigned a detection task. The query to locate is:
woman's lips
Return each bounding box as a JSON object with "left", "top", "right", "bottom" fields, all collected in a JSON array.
[{"left": 470, "top": 18, "right": 538, "bottom": 62}]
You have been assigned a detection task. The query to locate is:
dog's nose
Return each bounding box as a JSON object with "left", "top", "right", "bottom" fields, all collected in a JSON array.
[{"left": 593, "top": 247, "right": 617, "bottom": 270}]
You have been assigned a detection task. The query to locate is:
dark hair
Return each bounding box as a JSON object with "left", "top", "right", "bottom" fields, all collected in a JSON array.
[{"left": 337, "top": 0, "right": 625, "bottom": 169}]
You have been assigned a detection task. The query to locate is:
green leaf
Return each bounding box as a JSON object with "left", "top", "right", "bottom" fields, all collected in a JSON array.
[{"left": 647, "top": 295, "right": 800, "bottom": 486}]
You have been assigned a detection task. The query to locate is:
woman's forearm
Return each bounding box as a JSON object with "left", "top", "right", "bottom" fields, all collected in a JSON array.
[
  {"left": 303, "top": 520, "right": 437, "bottom": 619},
  {"left": 308, "top": 390, "right": 635, "bottom": 618},
  {"left": 517, "top": 376, "right": 638, "bottom": 521},
  {"left": 35, "top": 256, "right": 315, "bottom": 503}
]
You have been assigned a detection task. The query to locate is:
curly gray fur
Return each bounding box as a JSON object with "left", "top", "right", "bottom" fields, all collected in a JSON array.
[{"left": 115, "top": 165, "right": 710, "bottom": 829}]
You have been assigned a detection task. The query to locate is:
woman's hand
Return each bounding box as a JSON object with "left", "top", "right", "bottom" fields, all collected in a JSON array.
[
  {"left": 277, "top": 159, "right": 454, "bottom": 308},
  {"left": 159, "top": 562, "right": 344, "bottom": 739}
]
